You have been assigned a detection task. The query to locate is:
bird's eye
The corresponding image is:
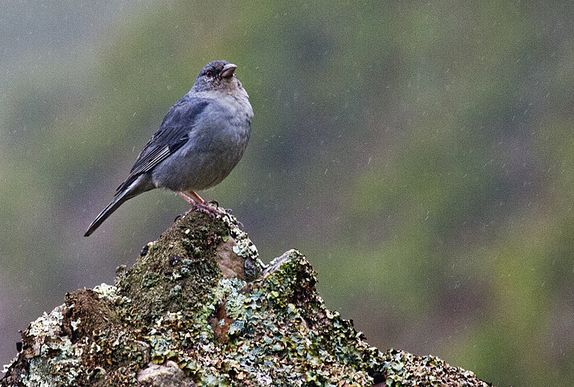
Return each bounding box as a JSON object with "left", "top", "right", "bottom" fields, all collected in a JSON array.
[{"left": 205, "top": 70, "right": 214, "bottom": 78}]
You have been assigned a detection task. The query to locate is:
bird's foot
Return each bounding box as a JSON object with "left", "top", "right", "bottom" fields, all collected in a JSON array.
[
  {"left": 207, "top": 200, "right": 236, "bottom": 215},
  {"left": 191, "top": 201, "right": 225, "bottom": 219}
]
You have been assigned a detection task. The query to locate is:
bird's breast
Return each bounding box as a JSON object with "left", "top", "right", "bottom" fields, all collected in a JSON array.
[{"left": 151, "top": 93, "right": 252, "bottom": 192}]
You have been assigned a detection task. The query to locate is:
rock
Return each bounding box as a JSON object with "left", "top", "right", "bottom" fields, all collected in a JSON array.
[{"left": 1, "top": 207, "right": 490, "bottom": 386}]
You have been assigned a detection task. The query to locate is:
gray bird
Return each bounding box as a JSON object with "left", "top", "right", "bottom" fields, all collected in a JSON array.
[{"left": 84, "top": 60, "right": 252, "bottom": 237}]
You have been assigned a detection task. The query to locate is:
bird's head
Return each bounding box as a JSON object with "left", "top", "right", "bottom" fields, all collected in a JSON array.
[{"left": 192, "top": 60, "right": 243, "bottom": 93}]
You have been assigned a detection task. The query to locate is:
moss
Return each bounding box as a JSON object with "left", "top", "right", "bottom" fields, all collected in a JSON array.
[
  {"left": 1, "top": 208, "right": 490, "bottom": 386},
  {"left": 115, "top": 211, "right": 228, "bottom": 326}
]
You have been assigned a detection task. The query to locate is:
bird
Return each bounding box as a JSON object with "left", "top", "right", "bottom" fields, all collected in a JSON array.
[{"left": 84, "top": 60, "right": 253, "bottom": 237}]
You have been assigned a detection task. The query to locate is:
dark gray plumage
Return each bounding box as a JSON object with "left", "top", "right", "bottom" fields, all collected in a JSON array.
[{"left": 84, "top": 60, "right": 252, "bottom": 237}]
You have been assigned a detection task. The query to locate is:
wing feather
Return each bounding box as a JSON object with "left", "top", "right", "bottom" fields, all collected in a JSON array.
[{"left": 115, "top": 98, "right": 210, "bottom": 193}]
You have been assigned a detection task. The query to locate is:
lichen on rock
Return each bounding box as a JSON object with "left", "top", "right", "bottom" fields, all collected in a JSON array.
[{"left": 1, "top": 207, "right": 491, "bottom": 386}]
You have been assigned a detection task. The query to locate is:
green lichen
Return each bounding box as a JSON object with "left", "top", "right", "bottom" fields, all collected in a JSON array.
[
  {"left": 1, "top": 208, "right": 490, "bottom": 387},
  {"left": 21, "top": 306, "right": 80, "bottom": 387}
]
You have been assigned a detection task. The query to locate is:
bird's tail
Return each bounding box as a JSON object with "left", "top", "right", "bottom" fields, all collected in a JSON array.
[{"left": 84, "top": 189, "right": 132, "bottom": 237}]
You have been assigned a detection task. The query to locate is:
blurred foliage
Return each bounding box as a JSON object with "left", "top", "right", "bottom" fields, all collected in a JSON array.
[{"left": 1, "top": 1, "right": 574, "bottom": 385}]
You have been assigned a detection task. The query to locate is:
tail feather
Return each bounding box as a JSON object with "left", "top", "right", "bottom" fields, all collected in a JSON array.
[{"left": 84, "top": 190, "right": 132, "bottom": 237}]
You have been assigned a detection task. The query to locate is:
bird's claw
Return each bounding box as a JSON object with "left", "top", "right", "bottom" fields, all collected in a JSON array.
[{"left": 192, "top": 201, "right": 224, "bottom": 219}]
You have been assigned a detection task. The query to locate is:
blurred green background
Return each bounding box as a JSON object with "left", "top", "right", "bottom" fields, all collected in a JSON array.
[{"left": 2, "top": 1, "right": 573, "bottom": 385}]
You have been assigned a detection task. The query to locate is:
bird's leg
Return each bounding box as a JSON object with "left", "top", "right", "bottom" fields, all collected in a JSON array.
[
  {"left": 188, "top": 191, "right": 205, "bottom": 204},
  {"left": 177, "top": 191, "right": 200, "bottom": 205}
]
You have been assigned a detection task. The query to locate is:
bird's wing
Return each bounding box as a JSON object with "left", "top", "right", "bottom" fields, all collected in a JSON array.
[{"left": 115, "top": 98, "right": 210, "bottom": 194}]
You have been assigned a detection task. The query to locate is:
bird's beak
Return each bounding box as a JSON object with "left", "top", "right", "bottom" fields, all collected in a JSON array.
[{"left": 221, "top": 63, "right": 237, "bottom": 79}]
